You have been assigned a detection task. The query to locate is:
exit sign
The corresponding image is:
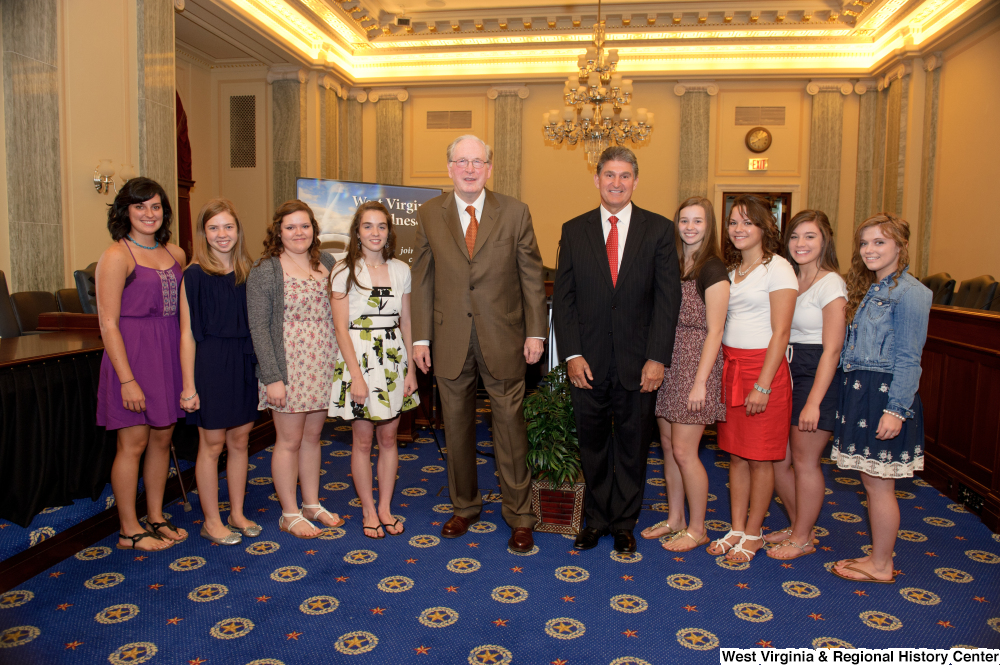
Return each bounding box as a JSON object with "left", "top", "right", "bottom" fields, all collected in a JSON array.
[{"left": 749, "top": 158, "right": 768, "bottom": 171}]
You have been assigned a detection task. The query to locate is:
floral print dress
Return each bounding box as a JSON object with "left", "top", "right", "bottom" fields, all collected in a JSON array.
[
  {"left": 257, "top": 275, "right": 338, "bottom": 413},
  {"left": 328, "top": 259, "right": 419, "bottom": 421}
]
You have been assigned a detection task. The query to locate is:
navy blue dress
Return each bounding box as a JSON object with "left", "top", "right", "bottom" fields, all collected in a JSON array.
[{"left": 184, "top": 264, "right": 260, "bottom": 429}]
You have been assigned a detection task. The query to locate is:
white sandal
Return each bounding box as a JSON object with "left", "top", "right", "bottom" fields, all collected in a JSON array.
[
  {"left": 302, "top": 504, "right": 345, "bottom": 528},
  {"left": 707, "top": 529, "right": 744, "bottom": 555},
  {"left": 279, "top": 512, "right": 320, "bottom": 540},
  {"left": 727, "top": 530, "right": 764, "bottom": 562}
]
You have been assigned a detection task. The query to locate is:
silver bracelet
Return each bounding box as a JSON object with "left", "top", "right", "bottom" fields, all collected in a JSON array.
[
  {"left": 753, "top": 382, "right": 772, "bottom": 395},
  {"left": 882, "top": 409, "right": 905, "bottom": 422},
  {"left": 180, "top": 392, "right": 198, "bottom": 402}
]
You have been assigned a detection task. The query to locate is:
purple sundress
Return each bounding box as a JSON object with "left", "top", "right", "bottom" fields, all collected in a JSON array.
[{"left": 96, "top": 243, "right": 185, "bottom": 430}]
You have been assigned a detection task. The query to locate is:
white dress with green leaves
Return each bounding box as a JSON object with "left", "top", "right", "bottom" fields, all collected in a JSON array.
[{"left": 328, "top": 258, "right": 419, "bottom": 421}]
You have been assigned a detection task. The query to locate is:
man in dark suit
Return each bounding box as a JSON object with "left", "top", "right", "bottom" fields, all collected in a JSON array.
[
  {"left": 411, "top": 135, "right": 548, "bottom": 553},
  {"left": 553, "top": 146, "right": 682, "bottom": 553}
]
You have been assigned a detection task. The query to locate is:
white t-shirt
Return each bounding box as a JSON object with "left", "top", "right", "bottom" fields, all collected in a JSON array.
[
  {"left": 722, "top": 255, "right": 799, "bottom": 349},
  {"left": 789, "top": 272, "right": 847, "bottom": 344}
]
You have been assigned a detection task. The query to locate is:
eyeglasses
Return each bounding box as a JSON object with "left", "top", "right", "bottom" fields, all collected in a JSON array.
[{"left": 450, "top": 158, "right": 488, "bottom": 169}]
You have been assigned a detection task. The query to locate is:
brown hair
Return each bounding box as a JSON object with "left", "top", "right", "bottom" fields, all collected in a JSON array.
[
  {"left": 782, "top": 209, "right": 840, "bottom": 276},
  {"left": 844, "top": 213, "right": 910, "bottom": 323},
  {"left": 674, "top": 196, "right": 723, "bottom": 281},
  {"left": 261, "top": 200, "right": 322, "bottom": 273},
  {"left": 329, "top": 201, "right": 397, "bottom": 298},
  {"left": 190, "top": 198, "right": 253, "bottom": 284},
  {"left": 723, "top": 194, "right": 783, "bottom": 270}
]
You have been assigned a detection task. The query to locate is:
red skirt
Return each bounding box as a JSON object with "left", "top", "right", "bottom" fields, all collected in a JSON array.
[{"left": 716, "top": 345, "right": 792, "bottom": 461}]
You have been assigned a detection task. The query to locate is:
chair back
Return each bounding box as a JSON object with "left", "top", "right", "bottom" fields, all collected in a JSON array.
[
  {"left": 0, "top": 270, "right": 21, "bottom": 338},
  {"left": 73, "top": 262, "right": 97, "bottom": 314},
  {"left": 10, "top": 291, "right": 59, "bottom": 334},
  {"left": 56, "top": 288, "right": 85, "bottom": 313},
  {"left": 953, "top": 275, "right": 998, "bottom": 310},
  {"left": 921, "top": 272, "right": 956, "bottom": 306}
]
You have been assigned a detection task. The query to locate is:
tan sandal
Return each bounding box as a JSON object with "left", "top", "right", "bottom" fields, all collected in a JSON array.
[
  {"left": 662, "top": 529, "right": 709, "bottom": 552},
  {"left": 641, "top": 520, "right": 680, "bottom": 540},
  {"left": 279, "top": 512, "right": 320, "bottom": 539},
  {"left": 764, "top": 526, "right": 820, "bottom": 545},
  {"left": 831, "top": 561, "right": 895, "bottom": 584},
  {"left": 302, "top": 504, "right": 345, "bottom": 528},
  {"left": 766, "top": 538, "right": 816, "bottom": 560}
]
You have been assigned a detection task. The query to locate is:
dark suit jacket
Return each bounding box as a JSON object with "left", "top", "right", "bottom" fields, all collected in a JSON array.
[
  {"left": 411, "top": 189, "right": 548, "bottom": 381},
  {"left": 552, "top": 204, "right": 682, "bottom": 391}
]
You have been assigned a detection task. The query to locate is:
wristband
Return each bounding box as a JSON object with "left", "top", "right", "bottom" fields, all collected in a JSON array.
[
  {"left": 753, "top": 382, "right": 772, "bottom": 395},
  {"left": 882, "top": 409, "right": 906, "bottom": 422},
  {"left": 181, "top": 392, "right": 198, "bottom": 402},
  {"left": 121, "top": 379, "right": 135, "bottom": 385}
]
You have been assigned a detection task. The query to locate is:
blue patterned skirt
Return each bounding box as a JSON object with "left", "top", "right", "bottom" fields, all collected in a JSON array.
[{"left": 830, "top": 369, "right": 924, "bottom": 479}]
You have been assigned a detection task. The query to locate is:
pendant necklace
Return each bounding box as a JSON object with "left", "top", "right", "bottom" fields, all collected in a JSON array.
[{"left": 737, "top": 255, "right": 762, "bottom": 277}]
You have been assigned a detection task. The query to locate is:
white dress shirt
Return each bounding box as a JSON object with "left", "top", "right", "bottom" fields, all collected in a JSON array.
[{"left": 414, "top": 189, "right": 541, "bottom": 346}]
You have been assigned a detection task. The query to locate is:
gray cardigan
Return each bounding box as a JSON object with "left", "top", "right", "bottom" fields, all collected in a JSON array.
[{"left": 247, "top": 253, "right": 337, "bottom": 386}]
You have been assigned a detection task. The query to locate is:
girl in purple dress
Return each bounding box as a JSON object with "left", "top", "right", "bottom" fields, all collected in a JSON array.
[{"left": 96, "top": 178, "right": 188, "bottom": 551}]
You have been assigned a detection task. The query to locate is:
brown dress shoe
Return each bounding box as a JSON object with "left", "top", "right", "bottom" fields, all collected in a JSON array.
[
  {"left": 508, "top": 527, "right": 534, "bottom": 553},
  {"left": 441, "top": 515, "right": 477, "bottom": 538}
]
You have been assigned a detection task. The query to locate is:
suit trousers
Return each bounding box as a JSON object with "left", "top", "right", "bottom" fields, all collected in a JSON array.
[
  {"left": 571, "top": 353, "right": 655, "bottom": 532},
  {"left": 436, "top": 321, "right": 537, "bottom": 529}
]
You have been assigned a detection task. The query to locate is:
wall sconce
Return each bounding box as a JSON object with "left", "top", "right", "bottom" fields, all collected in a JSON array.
[
  {"left": 120, "top": 164, "right": 137, "bottom": 183},
  {"left": 94, "top": 160, "right": 116, "bottom": 194}
]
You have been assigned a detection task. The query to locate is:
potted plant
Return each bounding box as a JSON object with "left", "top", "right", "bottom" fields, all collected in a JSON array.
[{"left": 524, "top": 363, "right": 585, "bottom": 534}]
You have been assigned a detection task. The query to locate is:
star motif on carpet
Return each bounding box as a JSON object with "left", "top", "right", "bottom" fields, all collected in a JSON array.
[
  {"left": 568, "top": 550, "right": 580, "bottom": 555},
  {"left": 134, "top": 555, "right": 146, "bottom": 561},
  {"left": 781, "top": 563, "right": 794, "bottom": 569},
  {"left": 562, "top": 596, "right": 575, "bottom": 602},
  {"left": 65, "top": 641, "right": 83, "bottom": 650},
  {"left": 149, "top": 584, "right": 163, "bottom": 590},
  {"left": 511, "top": 567, "right": 523, "bottom": 572},
  {"left": 256, "top": 595, "right": 271, "bottom": 602},
  {"left": 622, "top": 629, "right": 638, "bottom": 637},
  {"left": 287, "top": 631, "right": 303, "bottom": 639},
  {"left": 955, "top": 536, "right": 966, "bottom": 540},
  {"left": 552, "top": 660, "right": 568, "bottom": 665},
  {"left": 431, "top": 521, "right": 441, "bottom": 525},
  {"left": 827, "top": 501, "right": 837, "bottom": 505},
  {"left": 167, "top": 617, "right": 183, "bottom": 624},
  {"left": 370, "top": 607, "right": 386, "bottom": 615},
  {"left": 407, "top": 558, "right": 418, "bottom": 563},
  {"left": 926, "top": 552, "right": 938, "bottom": 556},
  {"left": 821, "top": 546, "right": 833, "bottom": 551},
  {"left": 621, "top": 575, "right": 633, "bottom": 581},
  {"left": 56, "top": 603, "right": 72, "bottom": 610},
  {"left": 736, "top": 583, "right": 749, "bottom": 589},
  {"left": 673, "top": 557, "right": 684, "bottom": 562},
  {"left": 49, "top": 572, "right": 62, "bottom": 577},
  {"left": 189, "top": 659, "right": 207, "bottom": 665},
  {"left": 257, "top": 508, "right": 268, "bottom": 512},
  {"left": 336, "top": 576, "right": 349, "bottom": 582},
  {"left": 937, "top": 621, "right": 953, "bottom": 628},
  {"left": 468, "top": 543, "right": 479, "bottom": 548},
  {"left": 193, "top": 520, "right": 204, "bottom": 524},
  {"left": 757, "top": 640, "right": 773, "bottom": 648},
  {"left": 415, "top": 646, "right": 430, "bottom": 654},
  {"left": 974, "top": 596, "right": 988, "bottom": 602},
  {"left": 305, "top": 550, "right": 317, "bottom": 555},
  {"left": 854, "top": 590, "right": 868, "bottom": 596},
  {"left": 400, "top": 503, "right": 408, "bottom": 507},
  {"left": 493, "top": 619, "right": 508, "bottom": 626},
  {"left": 856, "top": 531, "right": 867, "bottom": 536},
  {"left": 446, "top": 586, "right": 459, "bottom": 593},
  {"left": 684, "top": 605, "right": 697, "bottom": 612},
  {"left": 809, "top": 613, "right": 824, "bottom": 620},
  {"left": 231, "top": 566, "right": 245, "bottom": 572}
]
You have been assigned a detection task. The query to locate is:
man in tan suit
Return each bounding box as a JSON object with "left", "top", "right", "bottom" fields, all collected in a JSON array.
[{"left": 411, "top": 135, "right": 547, "bottom": 553}]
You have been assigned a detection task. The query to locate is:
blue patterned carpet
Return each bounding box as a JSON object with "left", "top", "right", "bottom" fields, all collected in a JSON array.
[{"left": 1, "top": 402, "right": 999, "bottom": 664}]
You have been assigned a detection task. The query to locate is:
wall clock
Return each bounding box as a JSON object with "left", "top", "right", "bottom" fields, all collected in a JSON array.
[{"left": 745, "top": 127, "right": 772, "bottom": 153}]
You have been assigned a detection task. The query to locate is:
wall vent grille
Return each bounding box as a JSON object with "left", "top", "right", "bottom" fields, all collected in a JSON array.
[{"left": 230, "top": 95, "right": 256, "bottom": 168}]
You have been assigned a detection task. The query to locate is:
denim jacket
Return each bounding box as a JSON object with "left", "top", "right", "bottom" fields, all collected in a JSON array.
[{"left": 840, "top": 268, "right": 932, "bottom": 419}]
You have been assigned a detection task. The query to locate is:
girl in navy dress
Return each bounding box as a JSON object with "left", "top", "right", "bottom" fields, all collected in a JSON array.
[
  {"left": 180, "top": 199, "right": 262, "bottom": 545},
  {"left": 766, "top": 210, "right": 846, "bottom": 560},
  {"left": 831, "top": 213, "right": 932, "bottom": 583}
]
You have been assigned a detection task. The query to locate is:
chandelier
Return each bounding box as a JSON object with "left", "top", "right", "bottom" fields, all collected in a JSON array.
[{"left": 542, "top": 1, "right": 654, "bottom": 165}]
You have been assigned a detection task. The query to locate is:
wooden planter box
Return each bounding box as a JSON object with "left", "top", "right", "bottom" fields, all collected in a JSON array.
[{"left": 530, "top": 478, "right": 585, "bottom": 535}]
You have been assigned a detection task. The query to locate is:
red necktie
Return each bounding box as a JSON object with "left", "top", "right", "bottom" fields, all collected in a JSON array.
[
  {"left": 465, "top": 206, "right": 478, "bottom": 258},
  {"left": 607, "top": 215, "right": 619, "bottom": 287}
]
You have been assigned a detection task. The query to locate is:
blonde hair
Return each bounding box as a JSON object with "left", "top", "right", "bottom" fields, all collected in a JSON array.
[
  {"left": 844, "top": 213, "right": 910, "bottom": 323},
  {"left": 191, "top": 198, "right": 253, "bottom": 284}
]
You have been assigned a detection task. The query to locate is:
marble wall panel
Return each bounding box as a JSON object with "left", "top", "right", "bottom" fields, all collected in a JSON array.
[
  {"left": 375, "top": 99, "right": 403, "bottom": 186},
  {"left": 338, "top": 97, "right": 348, "bottom": 181},
  {"left": 895, "top": 76, "right": 909, "bottom": 216},
  {"left": 807, "top": 91, "right": 844, "bottom": 231},
  {"left": 271, "top": 79, "right": 305, "bottom": 205},
  {"left": 344, "top": 100, "right": 363, "bottom": 182},
  {"left": 320, "top": 88, "right": 338, "bottom": 180},
  {"left": 678, "top": 91, "right": 709, "bottom": 200},
  {"left": 2, "top": 0, "right": 62, "bottom": 292},
  {"left": 136, "top": 0, "right": 176, "bottom": 208},
  {"left": 138, "top": 99, "right": 177, "bottom": 207},
  {"left": 871, "top": 89, "right": 888, "bottom": 217},
  {"left": 853, "top": 92, "right": 878, "bottom": 229},
  {"left": 919, "top": 68, "right": 940, "bottom": 277},
  {"left": 493, "top": 92, "right": 522, "bottom": 200},
  {"left": 273, "top": 162, "right": 300, "bottom": 209},
  {"left": 883, "top": 79, "right": 903, "bottom": 216}
]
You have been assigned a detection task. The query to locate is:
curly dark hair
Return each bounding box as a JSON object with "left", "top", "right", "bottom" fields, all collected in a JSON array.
[
  {"left": 722, "top": 194, "right": 783, "bottom": 271},
  {"left": 782, "top": 209, "right": 840, "bottom": 276},
  {"left": 106, "top": 177, "right": 173, "bottom": 244},
  {"left": 330, "top": 201, "right": 397, "bottom": 298},
  {"left": 261, "top": 200, "right": 322, "bottom": 272}
]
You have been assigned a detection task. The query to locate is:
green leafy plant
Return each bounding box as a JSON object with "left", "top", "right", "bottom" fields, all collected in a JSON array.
[{"left": 524, "top": 363, "right": 581, "bottom": 487}]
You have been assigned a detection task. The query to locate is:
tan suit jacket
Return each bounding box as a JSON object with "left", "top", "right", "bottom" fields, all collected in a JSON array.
[{"left": 411, "top": 189, "right": 547, "bottom": 380}]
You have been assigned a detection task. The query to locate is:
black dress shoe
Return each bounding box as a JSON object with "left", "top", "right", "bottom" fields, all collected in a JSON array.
[
  {"left": 613, "top": 529, "right": 637, "bottom": 553},
  {"left": 573, "top": 526, "right": 606, "bottom": 550}
]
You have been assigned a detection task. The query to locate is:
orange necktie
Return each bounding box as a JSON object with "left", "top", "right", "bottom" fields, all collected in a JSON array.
[
  {"left": 465, "top": 205, "right": 479, "bottom": 258},
  {"left": 607, "top": 215, "right": 619, "bottom": 287}
]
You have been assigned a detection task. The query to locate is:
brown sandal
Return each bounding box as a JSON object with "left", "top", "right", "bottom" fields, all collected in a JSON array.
[
  {"left": 116, "top": 531, "right": 172, "bottom": 551},
  {"left": 831, "top": 562, "right": 895, "bottom": 584},
  {"left": 148, "top": 519, "right": 188, "bottom": 543}
]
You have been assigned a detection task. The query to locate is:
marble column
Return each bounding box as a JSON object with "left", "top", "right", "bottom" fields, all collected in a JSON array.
[
  {"left": 489, "top": 85, "right": 529, "bottom": 200},
  {"left": 674, "top": 82, "right": 717, "bottom": 201},
  {"left": 340, "top": 90, "right": 365, "bottom": 182},
  {"left": 852, "top": 80, "right": 879, "bottom": 228},
  {"left": 371, "top": 89, "right": 407, "bottom": 186},
  {"left": 268, "top": 66, "right": 307, "bottom": 207},
  {"left": 806, "top": 82, "right": 852, "bottom": 233},
  {"left": 870, "top": 86, "right": 888, "bottom": 217},
  {"left": 319, "top": 76, "right": 340, "bottom": 181},
  {"left": 1, "top": 0, "right": 63, "bottom": 292},
  {"left": 137, "top": 0, "right": 177, "bottom": 213},
  {"left": 881, "top": 63, "right": 910, "bottom": 216},
  {"left": 918, "top": 55, "right": 942, "bottom": 277}
]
